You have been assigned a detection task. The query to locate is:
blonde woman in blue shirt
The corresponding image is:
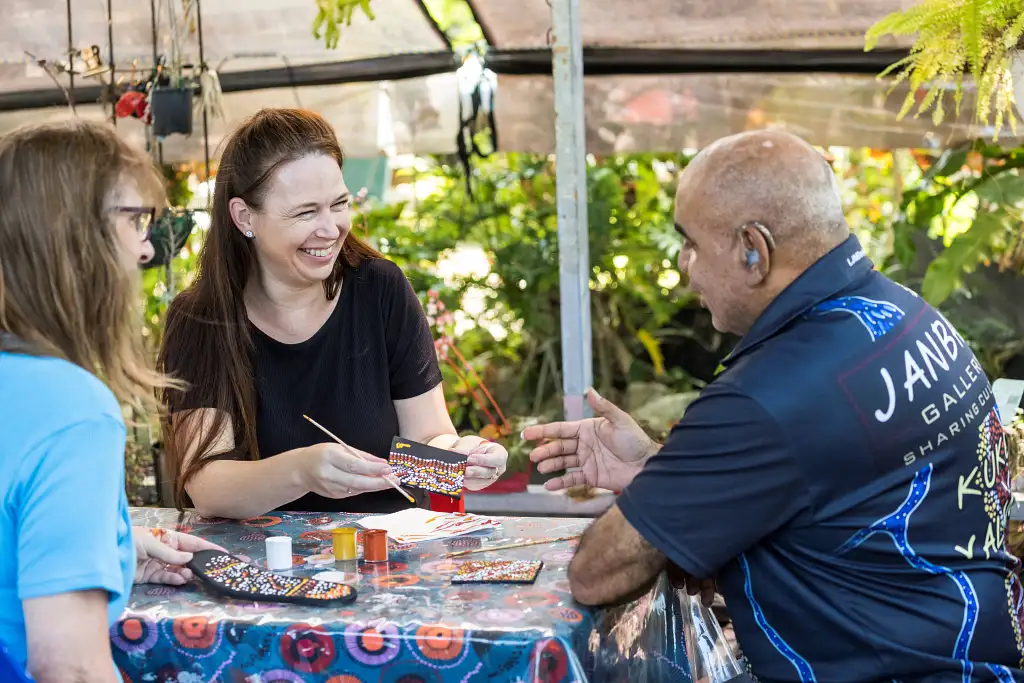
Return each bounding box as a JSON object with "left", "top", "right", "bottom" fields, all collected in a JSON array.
[{"left": 0, "top": 121, "right": 220, "bottom": 682}]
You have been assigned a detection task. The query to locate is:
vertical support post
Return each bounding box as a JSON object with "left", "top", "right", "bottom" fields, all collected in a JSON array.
[
  {"left": 195, "top": 0, "right": 211, "bottom": 187},
  {"left": 106, "top": 0, "right": 115, "bottom": 126},
  {"left": 550, "top": 0, "right": 592, "bottom": 420},
  {"left": 65, "top": 0, "right": 76, "bottom": 113}
]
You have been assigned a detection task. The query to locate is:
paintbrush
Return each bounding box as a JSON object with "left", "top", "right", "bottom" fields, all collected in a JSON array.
[
  {"left": 302, "top": 414, "right": 416, "bottom": 504},
  {"left": 442, "top": 535, "right": 581, "bottom": 558}
]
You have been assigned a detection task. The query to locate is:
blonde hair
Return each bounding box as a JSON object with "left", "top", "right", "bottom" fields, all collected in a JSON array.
[{"left": 0, "top": 119, "right": 176, "bottom": 411}]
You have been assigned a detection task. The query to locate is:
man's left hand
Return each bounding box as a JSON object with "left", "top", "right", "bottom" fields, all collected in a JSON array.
[
  {"left": 449, "top": 436, "right": 508, "bottom": 491},
  {"left": 667, "top": 562, "right": 717, "bottom": 607},
  {"left": 133, "top": 527, "right": 225, "bottom": 585}
]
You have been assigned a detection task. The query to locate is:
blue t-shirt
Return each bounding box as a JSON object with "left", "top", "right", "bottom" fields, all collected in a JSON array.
[
  {"left": 619, "top": 235, "right": 1024, "bottom": 682},
  {"left": 0, "top": 352, "right": 135, "bottom": 670}
]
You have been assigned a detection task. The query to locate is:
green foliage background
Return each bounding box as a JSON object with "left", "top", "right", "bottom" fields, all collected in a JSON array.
[{"left": 128, "top": 145, "right": 1024, "bottom": 503}]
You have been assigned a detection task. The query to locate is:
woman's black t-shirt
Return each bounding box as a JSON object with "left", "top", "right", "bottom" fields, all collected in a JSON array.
[{"left": 171, "top": 258, "right": 442, "bottom": 513}]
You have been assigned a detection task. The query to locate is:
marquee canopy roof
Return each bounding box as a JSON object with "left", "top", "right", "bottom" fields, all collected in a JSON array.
[{"left": 0, "top": 0, "right": 1008, "bottom": 161}]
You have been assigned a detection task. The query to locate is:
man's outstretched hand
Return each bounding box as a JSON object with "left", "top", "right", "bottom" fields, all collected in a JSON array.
[{"left": 522, "top": 389, "right": 660, "bottom": 492}]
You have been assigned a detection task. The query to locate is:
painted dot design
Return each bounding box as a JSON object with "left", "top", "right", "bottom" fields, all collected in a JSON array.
[
  {"left": 242, "top": 515, "right": 282, "bottom": 528},
  {"left": 389, "top": 451, "right": 466, "bottom": 497},
  {"left": 199, "top": 553, "right": 354, "bottom": 601},
  {"left": 835, "top": 464, "right": 979, "bottom": 680},
  {"left": 808, "top": 296, "right": 905, "bottom": 342},
  {"left": 451, "top": 560, "right": 543, "bottom": 584}
]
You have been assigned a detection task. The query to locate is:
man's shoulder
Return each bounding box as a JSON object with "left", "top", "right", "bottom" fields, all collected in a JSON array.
[
  {"left": 732, "top": 273, "right": 930, "bottom": 385},
  {"left": 719, "top": 274, "right": 942, "bottom": 427},
  {"left": 802, "top": 273, "right": 925, "bottom": 342}
]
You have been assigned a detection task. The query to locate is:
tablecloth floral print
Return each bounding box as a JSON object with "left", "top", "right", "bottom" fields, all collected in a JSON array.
[{"left": 113, "top": 508, "right": 691, "bottom": 682}]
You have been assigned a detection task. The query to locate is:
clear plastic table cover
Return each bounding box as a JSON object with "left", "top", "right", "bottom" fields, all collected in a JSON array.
[{"left": 115, "top": 508, "right": 737, "bottom": 682}]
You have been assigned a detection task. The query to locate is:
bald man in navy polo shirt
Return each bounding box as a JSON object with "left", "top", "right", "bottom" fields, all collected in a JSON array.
[{"left": 524, "top": 130, "right": 1024, "bottom": 682}]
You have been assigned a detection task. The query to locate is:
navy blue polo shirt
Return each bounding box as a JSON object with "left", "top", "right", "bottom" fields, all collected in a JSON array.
[{"left": 618, "top": 235, "right": 1024, "bottom": 682}]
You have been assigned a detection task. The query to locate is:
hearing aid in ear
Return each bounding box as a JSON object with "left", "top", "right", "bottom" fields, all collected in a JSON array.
[{"left": 746, "top": 250, "right": 760, "bottom": 267}]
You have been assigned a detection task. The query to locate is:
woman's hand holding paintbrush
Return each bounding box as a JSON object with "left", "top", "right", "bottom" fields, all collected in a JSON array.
[{"left": 303, "top": 415, "right": 416, "bottom": 503}]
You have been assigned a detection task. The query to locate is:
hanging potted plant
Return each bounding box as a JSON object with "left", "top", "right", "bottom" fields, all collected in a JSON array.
[
  {"left": 149, "top": 1, "right": 196, "bottom": 137},
  {"left": 150, "top": 79, "right": 193, "bottom": 138},
  {"left": 865, "top": 0, "right": 1024, "bottom": 134}
]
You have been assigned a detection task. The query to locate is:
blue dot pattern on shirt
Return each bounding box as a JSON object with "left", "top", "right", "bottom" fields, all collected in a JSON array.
[
  {"left": 738, "top": 554, "right": 817, "bottom": 683},
  {"left": 992, "top": 664, "right": 1017, "bottom": 683},
  {"left": 615, "top": 236, "right": 1024, "bottom": 681},
  {"left": 809, "top": 295, "right": 906, "bottom": 342},
  {"left": 836, "top": 464, "right": 978, "bottom": 683}
]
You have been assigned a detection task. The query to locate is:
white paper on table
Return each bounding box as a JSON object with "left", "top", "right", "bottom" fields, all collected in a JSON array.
[{"left": 355, "top": 507, "right": 499, "bottom": 543}]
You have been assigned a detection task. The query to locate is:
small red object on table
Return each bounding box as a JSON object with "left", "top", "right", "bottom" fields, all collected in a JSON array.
[{"left": 428, "top": 493, "right": 465, "bottom": 513}]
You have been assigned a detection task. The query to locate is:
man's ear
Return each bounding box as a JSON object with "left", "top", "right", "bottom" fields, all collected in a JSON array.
[
  {"left": 739, "top": 223, "right": 770, "bottom": 286},
  {"left": 228, "top": 197, "right": 254, "bottom": 238}
]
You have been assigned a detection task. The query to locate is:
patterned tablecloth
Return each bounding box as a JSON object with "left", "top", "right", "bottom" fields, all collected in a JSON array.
[{"left": 113, "top": 508, "right": 692, "bottom": 683}]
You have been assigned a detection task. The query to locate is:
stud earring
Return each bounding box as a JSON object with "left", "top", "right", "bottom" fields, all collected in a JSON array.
[{"left": 245, "top": 231, "right": 254, "bottom": 239}]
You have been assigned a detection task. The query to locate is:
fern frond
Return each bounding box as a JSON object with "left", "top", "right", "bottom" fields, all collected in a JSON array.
[
  {"left": 1002, "top": 7, "right": 1024, "bottom": 49},
  {"left": 878, "top": 54, "right": 917, "bottom": 79},
  {"left": 963, "top": 0, "right": 983, "bottom": 84},
  {"left": 865, "top": 0, "right": 1024, "bottom": 128}
]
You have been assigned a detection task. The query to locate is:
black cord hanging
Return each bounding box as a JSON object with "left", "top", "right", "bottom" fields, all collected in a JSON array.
[{"left": 455, "top": 68, "right": 498, "bottom": 200}]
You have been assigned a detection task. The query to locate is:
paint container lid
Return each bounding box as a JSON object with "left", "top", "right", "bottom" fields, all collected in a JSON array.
[
  {"left": 304, "top": 552, "right": 335, "bottom": 566},
  {"left": 312, "top": 570, "right": 359, "bottom": 583}
]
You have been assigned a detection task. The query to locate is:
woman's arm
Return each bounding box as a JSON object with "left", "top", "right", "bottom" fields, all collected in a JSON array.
[
  {"left": 175, "top": 409, "right": 310, "bottom": 517},
  {"left": 23, "top": 591, "right": 118, "bottom": 683},
  {"left": 176, "top": 409, "right": 393, "bottom": 518},
  {"left": 395, "top": 385, "right": 459, "bottom": 447}
]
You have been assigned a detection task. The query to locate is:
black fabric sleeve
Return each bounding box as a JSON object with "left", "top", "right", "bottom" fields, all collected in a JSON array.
[
  {"left": 616, "top": 384, "right": 810, "bottom": 578},
  {"left": 373, "top": 260, "right": 443, "bottom": 400}
]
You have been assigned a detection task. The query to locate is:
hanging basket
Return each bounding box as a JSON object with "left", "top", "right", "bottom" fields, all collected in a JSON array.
[
  {"left": 150, "top": 87, "right": 194, "bottom": 138},
  {"left": 143, "top": 210, "right": 196, "bottom": 269}
]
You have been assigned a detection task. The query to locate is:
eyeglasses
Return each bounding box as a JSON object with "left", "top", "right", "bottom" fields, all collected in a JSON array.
[{"left": 109, "top": 206, "right": 156, "bottom": 242}]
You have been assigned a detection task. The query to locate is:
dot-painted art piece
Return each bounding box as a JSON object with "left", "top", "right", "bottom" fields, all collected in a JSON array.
[
  {"left": 187, "top": 550, "right": 357, "bottom": 606},
  {"left": 451, "top": 560, "right": 544, "bottom": 585},
  {"left": 389, "top": 436, "right": 467, "bottom": 497}
]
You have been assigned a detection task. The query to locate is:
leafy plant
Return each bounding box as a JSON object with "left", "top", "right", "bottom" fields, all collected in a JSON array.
[
  {"left": 130, "top": 147, "right": 1024, "bottom": 502},
  {"left": 360, "top": 153, "right": 703, "bottom": 429},
  {"left": 312, "top": 0, "right": 376, "bottom": 49},
  {"left": 865, "top": 0, "right": 1024, "bottom": 132},
  {"left": 866, "top": 143, "right": 1024, "bottom": 378}
]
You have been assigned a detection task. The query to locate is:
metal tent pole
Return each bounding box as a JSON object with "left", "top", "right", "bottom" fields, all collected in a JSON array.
[{"left": 550, "top": 0, "right": 592, "bottom": 421}]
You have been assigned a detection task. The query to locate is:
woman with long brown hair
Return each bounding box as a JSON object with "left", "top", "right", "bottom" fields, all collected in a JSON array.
[
  {"left": 0, "top": 121, "right": 220, "bottom": 682},
  {"left": 160, "top": 108, "right": 507, "bottom": 518}
]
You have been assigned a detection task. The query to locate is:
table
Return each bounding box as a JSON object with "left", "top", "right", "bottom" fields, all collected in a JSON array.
[
  {"left": 465, "top": 486, "right": 616, "bottom": 518},
  {"left": 114, "top": 508, "right": 691, "bottom": 683}
]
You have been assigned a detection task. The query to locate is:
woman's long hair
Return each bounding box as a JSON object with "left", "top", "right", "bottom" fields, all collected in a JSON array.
[
  {"left": 0, "top": 120, "right": 173, "bottom": 410},
  {"left": 160, "top": 108, "right": 380, "bottom": 509}
]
